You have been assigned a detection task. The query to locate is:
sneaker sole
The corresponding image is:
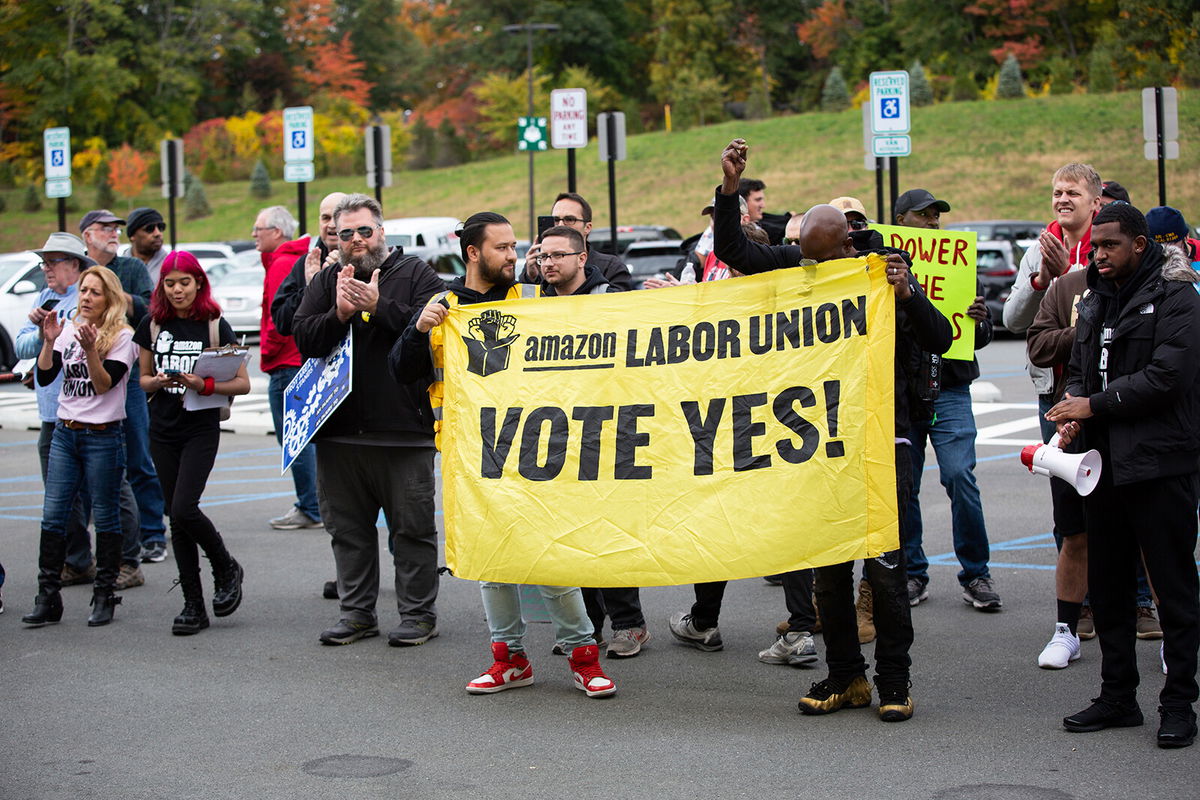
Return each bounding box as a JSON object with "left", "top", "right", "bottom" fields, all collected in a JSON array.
[
  {"left": 388, "top": 629, "right": 440, "bottom": 647},
  {"left": 1136, "top": 630, "right": 1163, "bottom": 640},
  {"left": 172, "top": 619, "right": 210, "bottom": 636},
  {"left": 786, "top": 653, "right": 819, "bottom": 666},
  {"left": 466, "top": 676, "right": 533, "bottom": 694},
  {"left": 879, "top": 704, "right": 914, "bottom": 722},
  {"left": 798, "top": 696, "right": 871, "bottom": 715},
  {"left": 1063, "top": 711, "right": 1144, "bottom": 732},
  {"left": 319, "top": 628, "right": 380, "bottom": 646},
  {"left": 963, "top": 595, "right": 1003, "bottom": 612},
  {"left": 909, "top": 591, "right": 930, "bottom": 607},
  {"left": 669, "top": 632, "right": 722, "bottom": 652},
  {"left": 575, "top": 679, "right": 617, "bottom": 698}
]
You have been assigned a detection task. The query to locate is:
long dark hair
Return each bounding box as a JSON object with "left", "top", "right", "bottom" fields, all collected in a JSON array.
[{"left": 149, "top": 251, "right": 222, "bottom": 322}]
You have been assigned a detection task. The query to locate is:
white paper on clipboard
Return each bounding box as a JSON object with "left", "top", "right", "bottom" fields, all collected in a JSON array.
[{"left": 182, "top": 346, "right": 250, "bottom": 411}]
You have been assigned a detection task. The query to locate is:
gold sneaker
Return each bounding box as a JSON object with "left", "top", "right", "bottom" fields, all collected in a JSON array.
[{"left": 798, "top": 675, "right": 872, "bottom": 715}]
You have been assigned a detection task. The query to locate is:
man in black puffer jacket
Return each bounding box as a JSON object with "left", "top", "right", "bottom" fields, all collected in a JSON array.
[
  {"left": 1047, "top": 202, "right": 1200, "bottom": 749},
  {"left": 293, "top": 193, "right": 446, "bottom": 649}
]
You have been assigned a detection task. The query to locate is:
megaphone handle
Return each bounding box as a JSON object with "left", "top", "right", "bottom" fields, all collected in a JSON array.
[{"left": 1049, "top": 432, "right": 1062, "bottom": 448}]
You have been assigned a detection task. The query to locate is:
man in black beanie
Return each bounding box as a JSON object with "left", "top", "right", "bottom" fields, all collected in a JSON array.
[{"left": 126, "top": 207, "right": 168, "bottom": 285}]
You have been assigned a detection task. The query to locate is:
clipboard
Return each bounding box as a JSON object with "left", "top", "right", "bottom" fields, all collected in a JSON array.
[{"left": 183, "top": 344, "right": 250, "bottom": 411}]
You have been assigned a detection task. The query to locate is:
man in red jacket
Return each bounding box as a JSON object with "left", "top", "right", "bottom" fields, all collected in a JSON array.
[{"left": 255, "top": 205, "right": 322, "bottom": 530}]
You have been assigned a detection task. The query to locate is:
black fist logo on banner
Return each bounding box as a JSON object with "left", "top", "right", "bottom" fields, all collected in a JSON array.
[{"left": 464, "top": 309, "right": 519, "bottom": 376}]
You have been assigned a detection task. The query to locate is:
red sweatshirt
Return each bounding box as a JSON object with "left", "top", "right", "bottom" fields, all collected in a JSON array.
[{"left": 260, "top": 236, "right": 310, "bottom": 372}]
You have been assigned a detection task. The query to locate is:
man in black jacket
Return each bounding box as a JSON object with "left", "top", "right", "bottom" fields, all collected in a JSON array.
[
  {"left": 1047, "top": 202, "right": 1200, "bottom": 749},
  {"left": 292, "top": 193, "right": 446, "bottom": 647},
  {"left": 702, "top": 138, "right": 953, "bottom": 723},
  {"left": 524, "top": 192, "right": 632, "bottom": 292}
]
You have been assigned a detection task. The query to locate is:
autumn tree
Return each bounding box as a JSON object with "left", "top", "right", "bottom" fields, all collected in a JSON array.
[{"left": 108, "top": 145, "right": 149, "bottom": 198}]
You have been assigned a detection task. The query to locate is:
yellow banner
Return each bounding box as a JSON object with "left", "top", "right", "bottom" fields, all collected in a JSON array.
[
  {"left": 872, "top": 224, "right": 978, "bottom": 360},
  {"left": 439, "top": 255, "right": 898, "bottom": 586}
]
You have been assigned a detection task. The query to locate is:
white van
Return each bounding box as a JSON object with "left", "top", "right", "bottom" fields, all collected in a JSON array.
[{"left": 381, "top": 217, "right": 461, "bottom": 253}]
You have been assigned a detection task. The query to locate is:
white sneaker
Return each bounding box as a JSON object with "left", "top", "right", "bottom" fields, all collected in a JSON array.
[
  {"left": 1037, "top": 623, "right": 1081, "bottom": 669},
  {"left": 758, "top": 630, "right": 818, "bottom": 665}
]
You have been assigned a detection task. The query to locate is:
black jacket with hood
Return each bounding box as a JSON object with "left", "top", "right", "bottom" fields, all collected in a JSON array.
[
  {"left": 1066, "top": 243, "right": 1200, "bottom": 484},
  {"left": 541, "top": 264, "right": 619, "bottom": 296},
  {"left": 292, "top": 247, "right": 445, "bottom": 440}
]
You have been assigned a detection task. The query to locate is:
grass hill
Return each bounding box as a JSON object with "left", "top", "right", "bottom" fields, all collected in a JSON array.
[{"left": 1, "top": 90, "right": 1196, "bottom": 254}]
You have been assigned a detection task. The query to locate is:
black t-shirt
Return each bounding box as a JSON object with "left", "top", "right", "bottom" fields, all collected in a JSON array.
[{"left": 133, "top": 315, "right": 236, "bottom": 435}]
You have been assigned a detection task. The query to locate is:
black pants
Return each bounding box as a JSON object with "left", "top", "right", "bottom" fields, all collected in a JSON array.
[
  {"left": 1084, "top": 467, "right": 1199, "bottom": 711},
  {"left": 317, "top": 442, "right": 439, "bottom": 626},
  {"left": 814, "top": 443, "right": 915, "bottom": 686},
  {"left": 150, "top": 426, "right": 230, "bottom": 588},
  {"left": 583, "top": 587, "right": 646, "bottom": 634},
  {"left": 688, "top": 573, "right": 816, "bottom": 633}
]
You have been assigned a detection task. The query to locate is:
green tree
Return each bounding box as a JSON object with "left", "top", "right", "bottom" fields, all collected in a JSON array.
[
  {"left": 23, "top": 184, "right": 42, "bottom": 213},
  {"left": 407, "top": 118, "right": 435, "bottom": 170},
  {"left": 250, "top": 158, "right": 271, "bottom": 198},
  {"left": 996, "top": 53, "right": 1025, "bottom": 98},
  {"left": 1088, "top": 49, "right": 1117, "bottom": 94},
  {"left": 821, "top": 67, "right": 850, "bottom": 112},
  {"left": 951, "top": 72, "right": 980, "bottom": 101},
  {"left": 472, "top": 70, "right": 550, "bottom": 151},
  {"left": 909, "top": 60, "right": 933, "bottom": 106},
  {"left": 647, "top": 0, "right": 751, "bottom": 126},
  {"left": 434, "top": 118, "right": 469, "bottom": 168},
  {"left": 185, "top": 172, "right": 212, "bottom": 220},
  {"left": 1046, "top": 58, "right": 1077, "bottom": 95},
  {"left": 94, "top": 163, "right": 116, "bottom": 209}
]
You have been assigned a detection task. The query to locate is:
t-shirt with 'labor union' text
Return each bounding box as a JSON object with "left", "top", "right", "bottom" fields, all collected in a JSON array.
[
  {"left": 53, "top": 322, "right": 137, "bottom": 424},
  {"left": 133, "top": 315, "right": 236, "bottom": 436}
]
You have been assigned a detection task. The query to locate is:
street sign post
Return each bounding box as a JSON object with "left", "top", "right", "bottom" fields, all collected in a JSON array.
[
  {"left": 160, "top": 138, "right": 184, "bottom": 249},
  {"left": 596, "top": 111, "right": 626, "bottom": 253},
  {"left": 1142, "top": 87, "right": 1179, "bottom": 206},
  {"left": 869, "top": 71, "right": 911, "bottom": 223},
  {"left": 43, "top": 127, "right": 71, "bottom": 230},
  {"left": 283, "top": 106, "right": 314, "bottom": 234},
  {"left": 551, "top": 88, "right": 587, "bottom": 193},
  {"left": 364, "top": 123, "right": 393, "bottom": 205}
]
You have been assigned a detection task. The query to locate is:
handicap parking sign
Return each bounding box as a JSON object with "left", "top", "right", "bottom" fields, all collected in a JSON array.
[
  {"left": 868, "top": 71, "right": 910, "bottom": 134},
  {"left": 292, "top": 131, "right": 306, "bottom": 149},
  {"left": 283, "top": 106, "right": 314, "bottom": 163},
  {"left": 51, "top": 150, "right": 64, "bottom": 166},
  {"left": 881, "top": 98, "right": 900, "bottom": 119}
]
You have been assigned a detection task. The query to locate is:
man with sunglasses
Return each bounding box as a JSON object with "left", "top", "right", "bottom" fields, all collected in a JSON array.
[
  {"left": 126, "top": 207, "right": 169, "bottom": 286},
  {"left": 294, "top": 194, "right": 446, "bottom": 647},
  {"left": 525, "top": 192, "right": 632, "bottom": 292}
]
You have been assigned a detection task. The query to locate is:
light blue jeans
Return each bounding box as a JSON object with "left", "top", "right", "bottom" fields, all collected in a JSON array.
[{"left": 479, "top": 582, "right": 594, "bottom": 653}]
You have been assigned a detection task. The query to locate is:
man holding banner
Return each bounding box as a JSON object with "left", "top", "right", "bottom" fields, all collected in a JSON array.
[
  {"left": 292, "top": 194, "right": 446, "bottom": 647},
  {"left": 713, "top": 138, "right": 953, "bottom": 722},
  {"left": 887, "top": 189, "right": 999, "bottom": 612},
  {"left": 389, "top": 212, "right": 618, "bottom": 697}
]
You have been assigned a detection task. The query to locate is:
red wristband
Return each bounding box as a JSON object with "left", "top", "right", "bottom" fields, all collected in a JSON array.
[
  {"left": 200, "top": 376, "right": 215, "bottom": 396},
  {"left": 1030, "top": 273, "right": 1046, "bottom": 291}
]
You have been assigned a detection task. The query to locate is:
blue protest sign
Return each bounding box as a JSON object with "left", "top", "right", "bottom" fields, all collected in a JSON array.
[{"left": 281, "top": 329, "right": 353, "bottom": 473}]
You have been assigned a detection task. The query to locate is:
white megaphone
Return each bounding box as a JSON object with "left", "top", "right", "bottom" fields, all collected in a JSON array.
[{"left": 1019, "top": 433, "right": 1102, "bottom": 496}]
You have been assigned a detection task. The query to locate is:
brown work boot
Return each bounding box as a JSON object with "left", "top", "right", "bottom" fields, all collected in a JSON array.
[
  {"left": 1136, "top": 606, "right": 1163, "bottom": 640},
  {"left": 1077, "top": 607, "right": 1096, "bottom": 640},
  {"left": 856, "top": 579, "right": 875, "bottom": 644},
  {"left": 61, "top": 560, "right": 96, "bottom": 586}
]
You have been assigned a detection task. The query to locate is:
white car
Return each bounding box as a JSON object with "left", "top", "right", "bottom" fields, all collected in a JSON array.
[
  {"left": 382, "top": 217, "right": 460, "bottom": 252},
  {"left": 0, "top": 251, "right": 48, "bottom": 369},
  {"left": 210, "top": 264, "right": 263, "bottom": 338}
]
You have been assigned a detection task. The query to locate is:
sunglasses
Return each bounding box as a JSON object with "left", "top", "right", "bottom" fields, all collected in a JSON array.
[
  {"left": 337, "top": 225, "right": 380, "bottom": 241},
  {"left": 139, "top": 222, "right": 167, "bottom": 233},
  {"left": 848, "top": 218, "right": 870, "bottom": 230}
]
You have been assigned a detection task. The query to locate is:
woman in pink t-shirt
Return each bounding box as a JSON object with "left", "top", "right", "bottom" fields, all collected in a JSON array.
[{"left": 23, "top": 266, "right": 137, "bottom": 628}]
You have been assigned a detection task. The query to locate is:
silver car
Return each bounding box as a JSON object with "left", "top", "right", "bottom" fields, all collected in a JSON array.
[{"left": 210, "top": 264, "right": 263, "bottom": 338}]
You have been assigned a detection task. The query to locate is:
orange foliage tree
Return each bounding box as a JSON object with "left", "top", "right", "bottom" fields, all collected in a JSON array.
[{"left": 108, "top": 144, "right": 148, "bottom": 199}]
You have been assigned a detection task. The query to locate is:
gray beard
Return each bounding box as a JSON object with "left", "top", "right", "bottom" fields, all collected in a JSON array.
[{"left": 343, "top": 244, "right": 387, "bottom": 278}]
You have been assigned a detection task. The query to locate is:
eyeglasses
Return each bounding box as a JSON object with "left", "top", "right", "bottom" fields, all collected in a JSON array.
[
  {"left": 39, "top": 257, "right": 75, "bottom": 269},
  {"left": 848, "top": 218, "right": 870, "bottom": 231},
  {"left": 551, "top": 216, "right": 588, "bottom": 226},
  {"left": 535, "top": 251, "right": 583, "bottom": 266},
  {"left": 337, "top": 225, "right": 381, "bottom": 241},
  {"left": 251, "top": 225, "right": 278, "bottom": 234},
  {"left": 93, "top": 224, "right": 121, "bottom": 235},
  {"left": 139, "top": 222, "right": 167, "bottom": 233}
]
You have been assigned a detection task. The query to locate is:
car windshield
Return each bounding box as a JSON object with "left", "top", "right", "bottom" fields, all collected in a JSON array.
[
  {"left": 386, "top": 234, "right": 414, "bottom": 248},
  {"left": 977, "top": 250, "right": 1008, "bottom": 271},
  {"left": 0, "top": 254, "right": 36, "bottom": 285},
  {"left": 219, "top": 269, "right": 263, "bottom": 288},
  {"left": 626, "top": 254, "right": 681, "bottom": 276}
]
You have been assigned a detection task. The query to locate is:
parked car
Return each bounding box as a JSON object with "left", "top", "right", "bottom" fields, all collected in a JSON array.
[
  {"left": 0, "top": 251, "right": 45, "bottom": 369},
  {"left": 202, "top": 259, "right": 238, "bottom": 286},
  {"left": 408, "top": 247, "right": 467, "bottom": 286},
  {"left": 382, "top": 217, "right": 461, "bottom": 252},
  {"left": 945, "top": 219, "right": 1044, "bottom": 262},
  {"left": 210, "top": 264, "right": 264, "bottom": 338},
  {"left": 623, "top": 240, "right": 685, "bottom": 289},
  {"left": 976, "top": 239, "right": 1019, "bottom": 333},
  {"left": 590, "top": 225, "right": 682, "bottom": 256}
]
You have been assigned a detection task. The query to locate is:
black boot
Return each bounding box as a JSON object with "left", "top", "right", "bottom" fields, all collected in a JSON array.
[
  {"left": 211, "top": 554, "right": 243, "bottom": 618},
  {"left": 22, "top": 531, "right": 66, "bottom": 627},
  {"left": 87, "top": 531, "right": 123, "bottom": 627},
  {"left": 171, "top": 577, "right": 210, "bottom": 636}
]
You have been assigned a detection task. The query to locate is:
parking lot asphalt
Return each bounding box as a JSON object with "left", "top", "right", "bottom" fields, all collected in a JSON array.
[{"left": 0, "top": 339, "right": 1195, "bottom": 800}]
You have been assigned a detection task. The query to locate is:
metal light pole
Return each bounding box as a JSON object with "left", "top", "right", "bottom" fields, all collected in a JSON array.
[{"left": 503, "top": 22, "right": 559, "bottom": 242}]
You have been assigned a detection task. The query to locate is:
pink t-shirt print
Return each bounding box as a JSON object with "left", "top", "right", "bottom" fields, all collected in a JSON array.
[{"left": 55, "top": 321, "right": 137, "bottom": 424}]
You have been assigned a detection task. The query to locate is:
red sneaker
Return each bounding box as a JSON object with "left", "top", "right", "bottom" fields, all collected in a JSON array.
[
  {"left": 569, "top": 644, "right": 617, "bottom": 698},
  {"left": 466, "top": 642, "right": 533, "bottom": 694}
]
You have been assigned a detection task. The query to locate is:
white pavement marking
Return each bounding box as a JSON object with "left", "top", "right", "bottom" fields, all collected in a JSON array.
[{"left": 0, "top": 391, "right": 277, "bottom": 436}]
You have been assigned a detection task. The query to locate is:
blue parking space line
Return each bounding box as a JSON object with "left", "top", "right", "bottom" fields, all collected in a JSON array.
[
  {"left": 0, "top": 474, "right": 41, "bottom": 485},
  {"left": 0, "top": 513, "right": 43, "bottom": 522},
  {"left": 0, "top": 440, "right": 38, "bottom": 447}
]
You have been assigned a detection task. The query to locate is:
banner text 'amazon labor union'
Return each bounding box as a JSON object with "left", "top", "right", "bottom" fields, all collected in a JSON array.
[{"left": 439, "top": 255, "right": 898, "bottom": 586}]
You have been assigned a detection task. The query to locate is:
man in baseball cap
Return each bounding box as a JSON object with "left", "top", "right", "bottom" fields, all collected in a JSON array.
[
  {"left": 1147, "top": 206, "right": 1200, "bottom": 285},
  {"left": 894, "top": 189, "right": 951, "bottom": 228},
  {"left": 1100, "top": 181, "right": 1131, "bottom": 206},
  {"left": 829, "top": 196, "right": 870, "bottom": 230}
]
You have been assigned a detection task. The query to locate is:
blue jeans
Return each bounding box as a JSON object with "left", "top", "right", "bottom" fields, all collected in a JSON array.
[
  {"left": 1039, "top": 394, "right": 1154, "bottom": 607},
  {"left": 268, "top": 366, "right": 321, "bottom": 521},
  {"left": 42, "top": 423, "right": 126, "bottom": 538},
  {"left": 904, "top": 384, "right": 991, "bottom": 586},
  {"left": 479, "top": 582, "right": 594, "bottom": 653},
  {"left": 125, "top": 377, "right": 166, "bottom": 545}
]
